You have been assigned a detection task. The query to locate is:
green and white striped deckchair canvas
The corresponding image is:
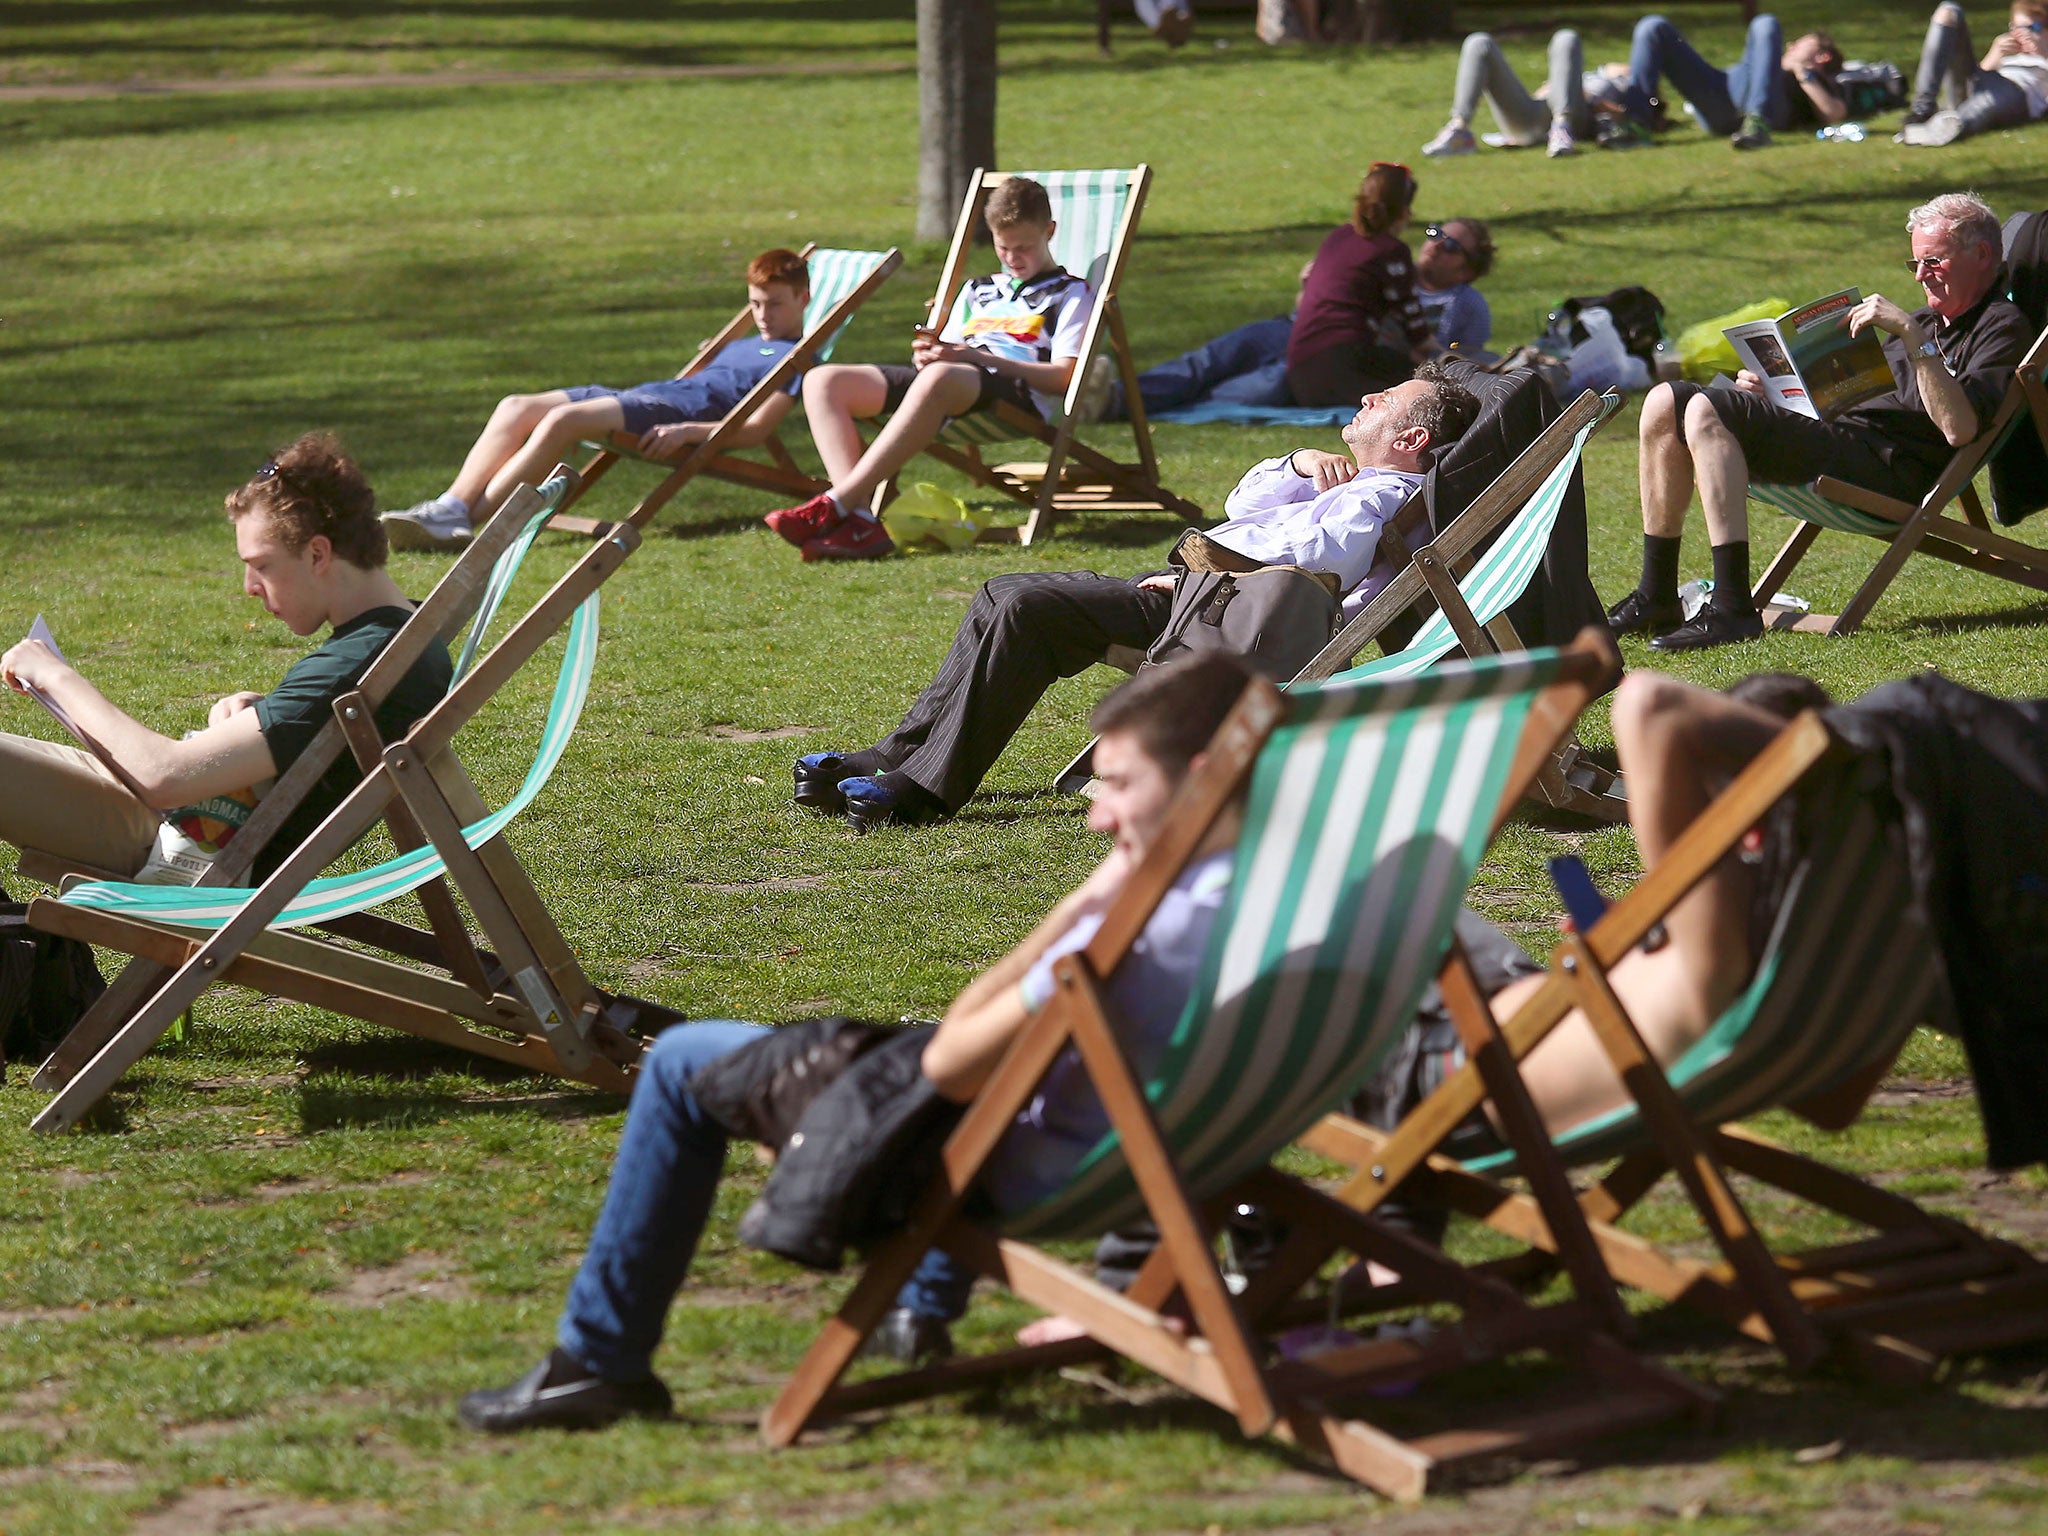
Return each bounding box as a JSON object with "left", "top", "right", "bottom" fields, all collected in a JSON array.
[
  {"left": 1002, "top": 647, "right": 1568, "bottom": 1240},
  {"left": 1466, "top": 774, "right": 1943, "bottom": 1178},
  {"left": 55, "top": 477, "right": 598, "bottom": 934},
  {"left": 797, "top": 247, "right": 896, "bottom": 362}
]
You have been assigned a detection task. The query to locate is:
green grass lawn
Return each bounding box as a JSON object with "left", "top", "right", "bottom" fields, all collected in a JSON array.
[{"left": 3, "top": 4, "right": 2048, "bottom": 1531}]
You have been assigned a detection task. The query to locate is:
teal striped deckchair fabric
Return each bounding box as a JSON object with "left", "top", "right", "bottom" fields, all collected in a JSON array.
[
  {"left": 800, "top": 248, "right": 894, "bottom": 363},
  {"left": 937, "top": 169, "right": 1135, "bottom": 444},
  {"left": 1000, "top": 647, "right": 1565, "bottom": 1240},
  {"left": 1338, "top": 417, "right": 1598, "bottom": 684},
  {"left": 1465, "top": 779, "right": 1943, "bottom": 1176},
  {"left": 56, "top": 477, "right": 598, "bottom": 932}
]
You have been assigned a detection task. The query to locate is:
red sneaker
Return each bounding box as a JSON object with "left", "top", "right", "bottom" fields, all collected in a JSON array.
[
  {"left": 801, "top": 516, "right": 897, "bottom": 563},
  {"left": 764, "top": 493, "right": 845, "bottom": 548}
]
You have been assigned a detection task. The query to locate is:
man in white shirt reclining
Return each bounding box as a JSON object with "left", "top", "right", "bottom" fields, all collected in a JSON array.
[{"left": 791, "top": 360, "right": 1482, "bottom": 830}]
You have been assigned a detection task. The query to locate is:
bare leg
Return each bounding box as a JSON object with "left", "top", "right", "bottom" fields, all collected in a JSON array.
[
  {"left": 825, "top": 364, "right": 986, "bottom": 508},
  {"left": 479, "top": 397, "right": 626, "bottom": 516},
  {"left": 1682, "top": 391, "right": 1753, "bottom": 546},
  {"left": 1497, "top": 671, "right": 1787, "bottom": 1134},
  {"left": 801, "top": 365, "right": 891, "bottom": 486},
  {"left": 444, "top": 391, "right": 576, "bottom": 511},
  {"left": 1637, "top": 382, "right": 1696, "bottom": 538}
]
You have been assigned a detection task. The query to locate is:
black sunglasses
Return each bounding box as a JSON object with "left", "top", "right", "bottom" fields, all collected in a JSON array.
[{"left": 1424, "top": 223, "right": 1465, "bottom": 256}]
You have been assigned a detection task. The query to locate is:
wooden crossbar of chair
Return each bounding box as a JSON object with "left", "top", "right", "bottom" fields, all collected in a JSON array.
[
  {"left": 1307, "top": 707, "right": 2048, "bottom": 1383},
  {"left": 1751, "top": 326, "right": 2048, "bottom": 637},
  {"left": 760, "top": 632, "right": 1713, "bottom": 1503},
  {"left": 27, "top": 480, "right": 646, "bottom": 1132},
  {"left": 547, "top": 243, "right": 903, "bottom": 536},
  {"left": 869, "top": 167, "right": 1202, "bottom": 546}
]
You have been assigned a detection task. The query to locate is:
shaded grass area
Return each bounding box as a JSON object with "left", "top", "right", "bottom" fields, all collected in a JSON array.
[{"left": 3, "top": 12, "right": 2048, "bottom": 1532}]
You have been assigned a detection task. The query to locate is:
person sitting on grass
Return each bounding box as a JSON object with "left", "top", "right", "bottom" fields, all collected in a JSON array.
[
  {"left": 1606, "top": 191, "right": 2031, "bottom": 652},
  {"left": 380, "top": 248, "right": 813, "bottom": 552},
  {"left": 0, "top": 433, "right": 452, "bottom": 882},
  {"left": 789, "top": 361, "right": 1481, "bottom": 833},
  {"left": 760, "top": 176, "right": 1096, "bottom": 563},
  {"left": 1080, "top": 223, "right": 1496, "bottom": 423},
  {"left": 1621, "top": 13, "right": 1848, "bottom": 150},
  {"left": 454, "top": 653, "right": 1260, "bottom": 1433},
  {"left": 1284, "top": 163, "right": 1441, "bottom": 409},
  {"left": 1896, "top": 0, "right": 2048, "bottom": 146}
]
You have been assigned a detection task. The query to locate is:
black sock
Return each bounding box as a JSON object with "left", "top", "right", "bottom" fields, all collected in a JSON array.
[
  {"left": 1639, "top": 534, "right": 1682, "bottom": 607},
  {"left": 1709, "top": 541, "right": 1752, "bottom": 613}
]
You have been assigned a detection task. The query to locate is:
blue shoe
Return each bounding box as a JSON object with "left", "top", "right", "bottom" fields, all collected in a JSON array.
[
  {"left": 839, "top": 774, "right": 948, "bottom": 835},
  {"left": 793, "top": 752, "right": 851, "bottom": 814}
]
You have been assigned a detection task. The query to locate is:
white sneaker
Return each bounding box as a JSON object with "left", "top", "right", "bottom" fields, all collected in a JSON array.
[
  {"left": 1547, "top": 119, "right": 1578, "bottom": 158},
  {"left": 382, "top": 498, "right": 473, "bottom": 552},
  {"left": 1421, "top": 123, "right": 1478, "bottom": 157},
  {"left": 1895, "top": 110, "right": 1963, "bottom": 146}
]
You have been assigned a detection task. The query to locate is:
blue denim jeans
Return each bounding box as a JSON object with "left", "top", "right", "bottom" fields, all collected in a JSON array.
[
  {"left": 1110, "top": 315, "right": 1294, "bottom": 418},
  {"left": 558, "top": 1021, "right": 975, "bottom": 1381},
  {"left": 1628, "top": 13, "right": 1788, "bottom": 135}
]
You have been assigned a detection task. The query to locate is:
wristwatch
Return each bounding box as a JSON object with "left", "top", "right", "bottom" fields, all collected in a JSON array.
[{"left": 1916, "top": 336, "right": 1942, "bottom": 360}]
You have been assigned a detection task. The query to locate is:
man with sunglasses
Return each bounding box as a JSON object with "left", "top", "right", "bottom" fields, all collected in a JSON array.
[{"left": 1609, "top": 192, "right": 2031, "bottom": 650}]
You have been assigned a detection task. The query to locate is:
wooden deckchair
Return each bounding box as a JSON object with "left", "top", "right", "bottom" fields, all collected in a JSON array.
[
  {"left": 546, "top": 244, "right": 902, "bottom": 536},
  {"left": 874, "top": 166, "right": 1202, "bottom": 545},
  {"left": 24, "top": 474, "right": 648, "bottom": 1133},
  {"left": 1061, "top": 386, "right": 1629, "bottom": 820},
  {"left": 1305, "top": 708, "right": 2048, "bottom": 1382},
  {"left": 1747, "top": 326, "right": 2048, "bottom": 636},
  {"left": 761, "top": 636, "right": 1712, "bottom": 1503}
]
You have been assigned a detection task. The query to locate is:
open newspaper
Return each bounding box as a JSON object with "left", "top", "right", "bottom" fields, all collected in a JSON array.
[
  {"left": 1721, "top": 288, "right": 1893, "bottom": 421},
  {"left": 19, "top": 614, "right": 163, "bottom": 815}
]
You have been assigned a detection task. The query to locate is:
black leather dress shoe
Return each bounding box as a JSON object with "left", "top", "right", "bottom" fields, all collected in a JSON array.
[
  {"left": 1604, "top": 588, "right": 1683, "bottom": 638},
  {"left": 457, "top": 1348, "right": 671, "bottom": 1434},
  {"left": 1648, "top": 604, "right": 1765, "bottom": 651},
  {"left": 793, "top": 752, "right": 852, "bottom": 814},
  {"left": 859, "top": 1307, "right": 955, "bottom": 1366}
]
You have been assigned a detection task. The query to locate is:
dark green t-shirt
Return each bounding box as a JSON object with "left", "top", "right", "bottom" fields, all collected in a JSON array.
[{"left": 253, "top": 605, "right": 453, "bottom": 877}]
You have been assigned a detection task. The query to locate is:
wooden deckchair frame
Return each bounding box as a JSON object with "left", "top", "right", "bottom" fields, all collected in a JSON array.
[
  {"left": 874, "top": 166, "right": 1202, "bottom": 546},
  {"left": 761, "top": 633, "right": 1712, "bottom": 1503},
  {"left": 24, "top": 477, "right": 649, "bottom": 1133},
  {"left": 546, "top": 243, "right": 903, "bottom": 537},
  {"left": 1304, "top": 709, "right": 2048, "bottom": 1383},
  {"left": 1750, "top": 326, "right": 2048, "bottom": 637}
]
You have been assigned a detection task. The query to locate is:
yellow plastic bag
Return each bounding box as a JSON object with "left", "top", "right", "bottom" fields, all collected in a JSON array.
[
  {"left": 881, "top": 483, "right": 980, "bottom": 552},
  {"left": 1675, "top": 297, "right": 1790, "bottom": 383}
]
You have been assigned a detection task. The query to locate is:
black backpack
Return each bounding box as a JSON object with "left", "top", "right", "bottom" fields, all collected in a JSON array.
[
  {"left": 0, "top": 888, "right": 106, "bottom": 1076},
  {"left": 1837, "top": 61, "right": 1907, "bottom": 117},
  {"left": 1547, "top": 286, "right": 1668, "bottom": 364}
]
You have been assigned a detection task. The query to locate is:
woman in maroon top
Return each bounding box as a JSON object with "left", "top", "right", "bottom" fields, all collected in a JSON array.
[{"left": 1286, "top": 162, "right": 1436, "bottom": 407}]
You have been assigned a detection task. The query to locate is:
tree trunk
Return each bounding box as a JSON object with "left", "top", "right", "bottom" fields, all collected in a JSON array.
[{"left": 916, "top": 0, "right": 998, "bottom": 242}]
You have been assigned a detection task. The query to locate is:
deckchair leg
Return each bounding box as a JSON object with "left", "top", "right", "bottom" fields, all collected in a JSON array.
[
  {"left": 32, "top": 955, "right": 168, "bottom": 1093},
  {"left": 1751, "top": 520, "right": 1820, "bottom": 613},
  {"left": 1833, "top": 503, "right": 1943, "bottom": 636},
  {"left": 1557, "top": 936, "right": 1829, "bottom": 1370}
]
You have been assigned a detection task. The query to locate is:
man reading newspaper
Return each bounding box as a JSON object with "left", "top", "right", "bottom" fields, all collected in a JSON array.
[{"left": 1607, "top": 191, "right": 2031, "bottom": 651}]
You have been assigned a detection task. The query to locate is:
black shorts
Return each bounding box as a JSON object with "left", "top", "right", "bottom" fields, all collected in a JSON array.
[
  {"left": 874, "top": 362, "right": 1042, "bottom": 420},
  {"left": 1666, "top": 382, "right": 1934, "bottom": 501}
]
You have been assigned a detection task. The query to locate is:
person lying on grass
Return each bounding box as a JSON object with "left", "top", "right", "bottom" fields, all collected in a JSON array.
[
  {"left": 0, "top": 432, "right": 451, "bottom": 883},
  {"left": 455, "top": 652, "right": 1261, "bottom": 1432},
  {"left": 789, "top": 361, "right": 1480, "bottom": 833},
  {"left": 760, "top": 176, "right": 1095, "bottom": 563},
  {"left": 381, "top": 247, "right": 813, "bottom": 552}
]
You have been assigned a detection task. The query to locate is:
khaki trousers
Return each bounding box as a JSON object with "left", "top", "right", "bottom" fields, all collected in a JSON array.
[{"left": 0, "top": 732, "right": 160, "bottom": 878}]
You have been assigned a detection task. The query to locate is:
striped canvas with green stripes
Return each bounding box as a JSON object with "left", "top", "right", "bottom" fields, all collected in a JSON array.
[
  {"left": 1340, "top": 418, "right": 1597, "bottom": 685},
  {"left": 936, "top": 169, "right": 1135, "bottom": 444},
  {"left": 801, "top": 248, "right": 894, "bottom": 363},
  {"left": 56, "top": 477, "right": 600, "bottom": 932},
  {"left": 1466, "top": 777, "right": 1942, "bottom": 1176},
  {"left": 1748, "top": 482, "right": 1897, "bottom": 538},
  {"left": 1000, "top": 648, "right": 1564, "bottom": 1240}
]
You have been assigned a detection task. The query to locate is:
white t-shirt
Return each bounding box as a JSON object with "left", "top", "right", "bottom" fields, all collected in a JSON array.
[
  {"left": 942, "top": 267, "right": 1097, "bottom": 418},
  {"left": 1998, "top": 52, "right": 2048, "bottom": 118}
]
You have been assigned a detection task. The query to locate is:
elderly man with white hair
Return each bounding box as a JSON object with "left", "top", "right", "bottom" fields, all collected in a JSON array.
[{"left": 1607, "top": 191, "right": 2033, "bottom": 650}]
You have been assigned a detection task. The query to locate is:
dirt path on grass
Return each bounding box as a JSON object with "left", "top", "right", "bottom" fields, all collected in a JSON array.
[{"left": 0, "top": 58, "right": 909, "bottom": 104}]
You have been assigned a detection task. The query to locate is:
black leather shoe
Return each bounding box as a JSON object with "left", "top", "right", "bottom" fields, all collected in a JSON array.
[
  {"left": 860, "top": 1307, "right": 955, "bottom": 1366},
  {"left": 793, "top": 752, "right": 852, "bottom": 814},
  {"left": 1605, "top": 588, "right": 1683, "bottom": 638},
  {"left": 457, "top": 1348, "right": 671, "bottom": 1434},
  {"left": 1649, "top": 603, "right": 1765, "bottom": 651}
]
